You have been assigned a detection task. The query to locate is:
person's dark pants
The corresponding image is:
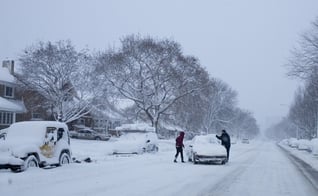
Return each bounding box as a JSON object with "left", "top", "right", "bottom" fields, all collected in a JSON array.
[
  {"left": 175, "top": 147, "right": 184, "bottom": 161},
  {"left": 225, "top": 145, "right": 230, "bottom": 162}
]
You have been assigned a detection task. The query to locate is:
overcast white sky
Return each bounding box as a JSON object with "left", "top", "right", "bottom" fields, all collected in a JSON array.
[{"left": 1, "top": 0, "right": 318, "bottom": 130}]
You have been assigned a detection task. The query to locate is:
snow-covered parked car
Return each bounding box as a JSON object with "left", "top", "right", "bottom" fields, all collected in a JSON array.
[
  {"left": 280, "top": 139, "right": 289, "bottom": 146},
  {"left": 71, "top": 128, "right": 110, "bottom": 141},
  {"left": 297, "top": 139, "right": 311, "bottom": 152},
  {"left": 241, "top": 138, "right": 250, "bottom": 144},
  {"left": 0, "top": 121, "right": 72, "bottom": 172},
  {"left": 311, "top": 138, "right": 318, "bottom": 156},
  {"left": 186, "top": 134, "right": 227, "bottom": 164},
  {"left": 288, "top": 138, "right": 298, "bottom": 148},
  {"left": 111, "top": 123, "right": 159, "bottom": 154}
]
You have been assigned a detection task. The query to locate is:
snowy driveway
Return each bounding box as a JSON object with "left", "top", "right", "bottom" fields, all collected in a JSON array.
[{"left": 1, "top": 139, "right": 317, "bottom": 196}]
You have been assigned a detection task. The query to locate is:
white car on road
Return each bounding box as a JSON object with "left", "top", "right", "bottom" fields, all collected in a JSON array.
[
  {"left": 111, "top": 132, "right": 159, "bottom": 154},
  {"left": 186, "top": 134, "right": 227, "bottom": 164},
  {"left": 111, "top": 123, "right": 159, "bottom": 154},
  {"left": 0, "top": 121, "right": 72, "bottom": 172}
]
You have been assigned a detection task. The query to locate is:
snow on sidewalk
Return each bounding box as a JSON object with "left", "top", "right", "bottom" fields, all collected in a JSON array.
[{"left": 278, "top": 142, "right": 318, "bottom": 172}]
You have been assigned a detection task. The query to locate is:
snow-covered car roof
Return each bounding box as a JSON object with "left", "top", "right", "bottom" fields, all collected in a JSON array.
[{"left": 5, "top": 121, "right": 68, "bottom": 145}]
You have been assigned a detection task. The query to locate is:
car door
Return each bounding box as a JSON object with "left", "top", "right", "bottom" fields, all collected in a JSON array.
[
  {"left": 85, "top": 130, "right": 93, "bottom": 139},
  {"left": 77, "top": 130, "right": 85, "bottom": 139}
]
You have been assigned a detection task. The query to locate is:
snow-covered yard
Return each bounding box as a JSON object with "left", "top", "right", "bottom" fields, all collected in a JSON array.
[{"left": 1, "top": 139, "right": 318, "bottom": 196}]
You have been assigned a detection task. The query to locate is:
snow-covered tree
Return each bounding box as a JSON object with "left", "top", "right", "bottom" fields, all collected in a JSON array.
[
  {"left": 95, "top": 35, "right": 207, "bottom": 132},
  {"left": 287, "top": 17, "right": 318, "bottom": 80},
  {"left": 285, "top": 17, "right": 318, "bottom": 139},
  {"left": 17, "top": 40, "right": 96, "bottom": 123},
  {"left": 201, "top": 79, "right": 237, "bottom": 134},
  {"left": 230, "top": 109, "right": 259, "bottom": 139}
]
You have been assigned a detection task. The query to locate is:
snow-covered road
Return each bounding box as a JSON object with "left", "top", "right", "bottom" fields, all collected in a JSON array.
[
  {"left": 205, "top": 142, "right": 318, "bottom": 196},
  {"left": 1, "top": 139, "right": 317, "bottom": 196}
]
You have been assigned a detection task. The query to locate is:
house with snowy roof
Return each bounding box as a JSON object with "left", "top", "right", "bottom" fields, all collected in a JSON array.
[{"left": 0, "top": 60, "right": 26, "bottom": 129}]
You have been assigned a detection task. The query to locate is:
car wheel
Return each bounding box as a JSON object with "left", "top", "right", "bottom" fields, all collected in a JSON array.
[
  {"left": 193, "top": 154, "right": 197, "bottom": 164},
  {"left": 24, "top": 155, "right": 39, "bottom": 170},
  {"left": 95, "top": 137, "right": 101, "bottom": 141},
  {"left": 59, "top": 152, "right": 71, "bottom": 166},
  {"left": 10, "top": 167, "right": 22, "bottom": 172}
]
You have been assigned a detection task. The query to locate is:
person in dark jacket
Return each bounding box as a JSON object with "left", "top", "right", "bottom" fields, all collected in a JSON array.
[
  {"left": 174, "top": 131, "right": 185, "bottom": 163},
  {"left": 216, "top": 130, "right": 231, "bottom": 162}
]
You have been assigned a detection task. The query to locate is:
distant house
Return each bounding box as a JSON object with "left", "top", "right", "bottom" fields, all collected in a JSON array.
[
  {"left": 69, "top": 107, "right": 123, "bottom": 134},
  {"left": 69, "top": 99, "right": 132, "bottom": 133},
  {"left": 0, "top": 60, "right": 26, "bottom": 129},
  {"left": 15, "top": 88, "right": 53, "bottom": 122}
]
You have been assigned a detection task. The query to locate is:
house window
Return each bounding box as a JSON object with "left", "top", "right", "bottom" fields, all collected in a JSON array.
[
  {"left": 0, "top": 112, "right": 14, "bottom": 125},
  {"left": 31, "top": 112, "right": 42, "bottom": 120},
  {"left": 5, "top": 86, "right": 14, "bottom": 98}
]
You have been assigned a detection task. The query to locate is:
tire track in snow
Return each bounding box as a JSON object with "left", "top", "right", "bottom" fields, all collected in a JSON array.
[{"left": 198, "top": 145, "right": 261, "bottom": 196}]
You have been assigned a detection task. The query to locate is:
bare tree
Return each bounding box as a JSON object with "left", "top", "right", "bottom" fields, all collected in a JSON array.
[
  {"left": 265, "top": 118, "right": 296, "bottom": 140},
  {"left": 288, "top": 80, "right": 318, "bottom": 139},
  {"left": 231, "top": 109, "right": 259, "bottom": 139},
  {"left": 201, "top": 79, "right": 237, "bottom": 134},
  {"left": 17, "top": 40, "right": 96, "bottom": 123},
  {"left": 283, "top": 16, "right": 318, "bottom": 139},
  {"left": 95, "top": 35, "right": 207, "bottom": 132},
  {"left": 287, "top": 17, "right": 318, "bottom": 80}
]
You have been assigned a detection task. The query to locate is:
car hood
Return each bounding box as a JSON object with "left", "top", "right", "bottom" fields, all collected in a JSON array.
[{"left": 192, "top": 143, "right": 226, "bottom": 156}]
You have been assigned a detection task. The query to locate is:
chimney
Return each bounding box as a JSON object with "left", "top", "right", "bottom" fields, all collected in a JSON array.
[{"left": 2, "top": 60, "right": 14, "bottom": 74}]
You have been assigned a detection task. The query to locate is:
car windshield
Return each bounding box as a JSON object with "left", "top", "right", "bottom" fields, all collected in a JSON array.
[{"left": 193, "top": 134, "right": 218, "bottom": 144}]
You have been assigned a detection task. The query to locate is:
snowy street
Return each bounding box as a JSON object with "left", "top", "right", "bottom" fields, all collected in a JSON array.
[
  {"left": 1, "top": 139, "right": 318, "bottom": 196},
  {"left": 2, "top": 1, "right": 318, "bottom": 196}
]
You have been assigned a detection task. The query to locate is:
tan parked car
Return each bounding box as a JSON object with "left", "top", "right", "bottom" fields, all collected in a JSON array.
[{"left": 71, "top": 129, "right": 110, "bottom": 141}]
